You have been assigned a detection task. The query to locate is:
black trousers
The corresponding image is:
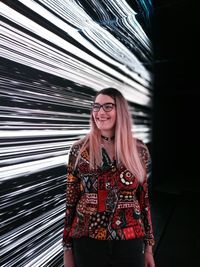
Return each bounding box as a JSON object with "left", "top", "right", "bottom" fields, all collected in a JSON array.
[{"left": 72, "top": 237, "right": 144, "bottom": 267}]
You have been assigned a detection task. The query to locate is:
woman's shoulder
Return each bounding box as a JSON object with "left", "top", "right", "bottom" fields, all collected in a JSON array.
[
  {"left": 135, "top": 138, "right": 150, "bottom": 160},
  {"left": 71, "top": 135, "right": 88, "bottom": 151},
  {"left": 135, "top": 137, "right": 146, "bottom": 148}
]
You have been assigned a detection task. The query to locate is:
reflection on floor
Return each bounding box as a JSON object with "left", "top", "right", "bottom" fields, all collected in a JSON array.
[{"left": 151, "top": 184, "right": 200, "bottom": 267}]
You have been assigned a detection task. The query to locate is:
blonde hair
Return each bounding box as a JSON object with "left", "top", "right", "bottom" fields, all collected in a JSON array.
[{"left": 77, "top": 88, "right": 146, "bottom": 183}]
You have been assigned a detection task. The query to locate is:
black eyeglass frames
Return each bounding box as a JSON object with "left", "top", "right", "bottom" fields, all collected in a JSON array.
[{"left": 92, "top": 102, "right": 115, "bottom": 112}]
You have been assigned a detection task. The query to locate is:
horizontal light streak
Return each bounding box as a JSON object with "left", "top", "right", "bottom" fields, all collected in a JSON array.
[
  {"left": 20, "top": 0, "right": 152, "bottom": 83},
  {"left": 1, "top": 205, "right": 65, "bottom": 267},
  {"left": 0, "top": 150, "right": 67, "bottom": 166},
  {"left": 0, "top": 129, "right": 89, "bottom": 138},
  {"left": 1, "top": 2, "right": 152, "bottom": 106},
  {"left": 0, "top": 34, "right": 150, "bottom": 106},
  {"left": 0, "top": 155, "right": 69, "bottom": 181},
  {"left": 0, "top": 176, "right": 65, "bottom": 203},
  {"left": 1, "top": 141, "right": 73, "bottom": 155},
  {"left": 25, "top": 239, "right": 62, "bottom": 267}
]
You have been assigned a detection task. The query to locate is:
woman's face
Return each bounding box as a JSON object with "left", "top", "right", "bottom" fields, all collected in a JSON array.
[{"left": 92, "top": 94, "right": 116, "bottom": 135}]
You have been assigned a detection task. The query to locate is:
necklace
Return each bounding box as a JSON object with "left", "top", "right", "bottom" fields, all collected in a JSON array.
[{"left": 101, "top": 135, "right": 115, "bottom": 143}]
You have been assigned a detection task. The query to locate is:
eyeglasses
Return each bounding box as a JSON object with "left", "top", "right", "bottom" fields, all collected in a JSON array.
[{"left": 92, "top": 102, "right": 115, "bottom": 112}]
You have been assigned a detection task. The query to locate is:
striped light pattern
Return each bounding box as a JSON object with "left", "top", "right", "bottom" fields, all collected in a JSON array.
[{"left": 0, "top": 0, "right": 153, "bottom": 266}]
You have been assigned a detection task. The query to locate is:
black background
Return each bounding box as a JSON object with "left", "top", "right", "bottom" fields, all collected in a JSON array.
[
  {"left": 152, "top": 0, "right": 199, "bottom": 190},
  {"left": 151, "top": 1, "right": 200, "bottom": 266}
]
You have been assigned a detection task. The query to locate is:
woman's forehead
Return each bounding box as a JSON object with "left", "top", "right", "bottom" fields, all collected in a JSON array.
[{"left": 95, "top": 94, "right": 114, "bottom": 103}]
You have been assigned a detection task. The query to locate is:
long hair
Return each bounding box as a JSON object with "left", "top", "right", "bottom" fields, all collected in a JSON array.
[{"left": 77, "top": 88, "right": 146, "bottom": 183}]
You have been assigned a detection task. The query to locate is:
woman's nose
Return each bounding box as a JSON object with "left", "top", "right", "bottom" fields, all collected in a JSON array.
[{"left": 98, "top": 106, "right": 106, "bottom": 114}]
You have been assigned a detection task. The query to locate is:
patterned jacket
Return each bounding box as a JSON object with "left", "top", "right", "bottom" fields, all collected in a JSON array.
[{"left": 62, "top": 138, "right": 155, "bottom": 250}]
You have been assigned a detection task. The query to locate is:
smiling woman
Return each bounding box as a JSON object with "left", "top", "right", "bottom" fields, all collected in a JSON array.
[{"left": 62, "top": 88, "right": 155, "bottom": 267}]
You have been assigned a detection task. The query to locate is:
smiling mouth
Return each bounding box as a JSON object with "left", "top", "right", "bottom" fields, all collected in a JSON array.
[{"left": 97, "top": 118, "right": 109, "bottom": 121}]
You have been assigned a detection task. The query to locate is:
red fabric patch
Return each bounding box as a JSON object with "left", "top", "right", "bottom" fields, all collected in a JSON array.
[
  {"left": 123, "top": 227, "right": 136, "bottom": 239},
  {"left": 98, "top": 190, "right": 107, "bottom": 212}
]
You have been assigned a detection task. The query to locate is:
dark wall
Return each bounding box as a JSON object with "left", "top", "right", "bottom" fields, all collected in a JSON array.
[{"left": 152, "top": 0, "right": 199, "bottom": 190}]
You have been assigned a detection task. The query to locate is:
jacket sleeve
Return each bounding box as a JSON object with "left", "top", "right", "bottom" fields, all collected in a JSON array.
[
  {"left": 62, "top": 144, "right": 81, "bottom": 250},
  {"left": 137, "top": 141, "right": 155, "bottom": 247}
]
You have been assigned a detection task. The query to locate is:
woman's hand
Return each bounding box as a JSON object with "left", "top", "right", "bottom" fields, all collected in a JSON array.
[
  {"left": 144, "top": 250, "right": 155, "bottom": 267},
  {"left": 64, "top": 250, "right": 75, "bottom": 267}
]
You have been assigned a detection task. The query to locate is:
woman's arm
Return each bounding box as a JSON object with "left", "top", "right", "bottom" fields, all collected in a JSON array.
[
  {"left": 62, "top": 144, "right": 81, "bottom": 266},
  {"left": 137, "top": 141, "right": 155, "bottom": 247},
  {"left": 138, "top": 176, "right": 155, "bottom": 247},
  {"left": 137, "top": 141, "right": 155, "bottom": 267}
]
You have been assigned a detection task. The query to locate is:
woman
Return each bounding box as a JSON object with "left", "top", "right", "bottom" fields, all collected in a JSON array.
[{"left": 63, "top": 88, "right": 155, "bottom": 267}]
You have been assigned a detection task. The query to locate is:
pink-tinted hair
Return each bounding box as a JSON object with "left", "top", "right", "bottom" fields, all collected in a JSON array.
[{"left": 77, "top": 88, "right": 146, "bottom": 183}]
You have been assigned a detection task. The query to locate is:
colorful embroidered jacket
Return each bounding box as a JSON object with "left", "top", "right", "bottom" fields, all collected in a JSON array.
[{"left": 62, "top": 138, "right": 155, "bottom": 250}]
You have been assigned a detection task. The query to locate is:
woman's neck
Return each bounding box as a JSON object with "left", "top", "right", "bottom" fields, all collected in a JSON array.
[{"left": 100, "top": 130, "right": 115, "bottom": 138}]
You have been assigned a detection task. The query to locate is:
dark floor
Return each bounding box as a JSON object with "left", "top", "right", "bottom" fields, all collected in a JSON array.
[{"left": 150, "top": 182, "right": 200, "bottom": 267}]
